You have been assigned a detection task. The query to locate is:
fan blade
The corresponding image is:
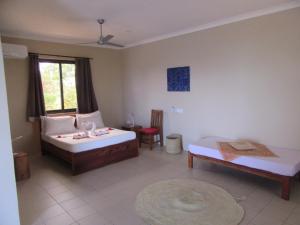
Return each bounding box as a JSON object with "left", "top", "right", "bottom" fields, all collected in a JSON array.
[
  {"left": 102, "top": 35, "right": 114, "bottom": 43},
  {"left": 77, "top": 41, "right": 98, "bottom": 45},
  {"left": 105, "top": 42, "right": 124, "bottom": 48}
]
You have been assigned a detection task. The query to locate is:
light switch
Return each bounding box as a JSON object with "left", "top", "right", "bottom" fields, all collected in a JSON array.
[
  {"left": 176, "top": 108, "right": 183, "bottom": 113},
  {"left": 171, "top": 106, "right": 183, "bottom": 113}
]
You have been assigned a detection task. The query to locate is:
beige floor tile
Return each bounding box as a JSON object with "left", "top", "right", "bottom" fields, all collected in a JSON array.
[
  {"left": 44, "top": 213, "right": 74, "bottom": 225},
  {"left": 251, "top": 197, "right": 296, "bottom": 225},
  {"left": 108, "top": 210, "right": 147, "bottom": 225},
  {"left": 251, "top": 216, "right": 283, "bottom": 225},
  {"left": 238, "top": 202, "right": 261, "bottom": 225},
  {"left": 46, "top": 184, "right": 70, "bottom": 195},
  {"left": 77, "top": 213, "right": 113, "bottom": 225},
  {"left": 68, "top": 185, "right": 96, "bottom": 197},
  {"left": 60, "top": 197, "right": 88, "bottom": 211},
  {"left": 284, "top": 205, "right": 300, "bottom": 225},
  {"left": 96, "top": 204, "right": 126, "bottom": 224},
  {"left": 259, "top": 198, "right": 296, "bottom": 221},
  {"left": 19, "top": 189, "right": 49, "bottom": 201},
  {"left": 67, "top": 204, "right": 97, "bottom": 221},
  {"left": 38, "top": 179, "right": 62, "bottom": 190},
  {"left": 19, "top": 209, "right": 45, "bottom": 225},
  {"left": 18, "top": 147, "right": 300, "bottom": 225},
  {"left": 51, "top": 190, "right": 76, "bottom": 203},
  {"left": 19, "top": 195, "right": 57, "bottom": 212},
  {"left": 38, "top": 205, "right": 66, "bottom": 221}
]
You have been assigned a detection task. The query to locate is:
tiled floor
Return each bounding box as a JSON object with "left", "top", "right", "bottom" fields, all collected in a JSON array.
[{"left": 17, "top": 147, "right": 300, "bottom": 225}]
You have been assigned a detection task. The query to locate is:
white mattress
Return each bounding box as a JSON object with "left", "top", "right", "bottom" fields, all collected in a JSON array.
[
  {"left": 42, "top": 128, "right": 136, "bottom": 153},
  {"left": 188, "top": 136, "right": 300, "bottom": 176}
]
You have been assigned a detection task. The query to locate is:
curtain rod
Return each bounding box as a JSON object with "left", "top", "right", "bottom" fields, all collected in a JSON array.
[{"left": 30, "top": 52, "right": 93, "bottom": 60}]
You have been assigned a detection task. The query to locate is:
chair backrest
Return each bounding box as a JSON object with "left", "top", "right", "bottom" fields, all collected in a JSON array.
[{"left": 151, "top": 110, "right": 163, "bottom": 129}]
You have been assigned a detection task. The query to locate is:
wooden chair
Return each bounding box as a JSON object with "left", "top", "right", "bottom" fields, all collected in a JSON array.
[{"left": 139, "top": 110, "right": 163, "bottom": 150}]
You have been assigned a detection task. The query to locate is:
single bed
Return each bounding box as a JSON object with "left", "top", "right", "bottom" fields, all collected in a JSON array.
[
  {"left": 188, "top": 136, "right": 300, "bottom": 200},
  {"left": 41, "top": 128, "right": 139, "bottom": 175}
]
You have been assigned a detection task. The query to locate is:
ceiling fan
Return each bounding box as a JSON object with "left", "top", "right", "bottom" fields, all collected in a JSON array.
[{"left": 79, "top": 19, "right": 124, "bottom": 48}]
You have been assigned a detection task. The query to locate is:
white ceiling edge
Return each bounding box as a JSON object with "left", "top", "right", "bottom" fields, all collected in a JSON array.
[
  {"left": 1, "top": 1, "right": 300, "bottom": 50},
  {"left": 0, "top": 32, "right": 120, "bottom": 50},
  {"left": 125, "top": 1, "right": 300, "bottom": 48}
]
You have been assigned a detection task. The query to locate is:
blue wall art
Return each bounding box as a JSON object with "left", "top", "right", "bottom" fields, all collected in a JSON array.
[{"left": 167, "top": 66, "right": 190, "bottom": 92}]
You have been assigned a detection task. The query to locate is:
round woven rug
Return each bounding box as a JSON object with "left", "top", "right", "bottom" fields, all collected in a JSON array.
[{"left": 135, "top": 179, "right": 244, "bottom": 225}]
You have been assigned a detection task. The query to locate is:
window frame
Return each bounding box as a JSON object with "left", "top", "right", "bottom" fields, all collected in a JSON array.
[{"left": 39, "top": 59, "right": 77, "bottom": 114}]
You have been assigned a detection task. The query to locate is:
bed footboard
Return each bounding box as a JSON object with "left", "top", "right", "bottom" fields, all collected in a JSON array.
[
  {"left": 188, "top": 151, "right": 293, "bottom": 200},
  {"left": 72, "top": 139, "right": 139, "bottom": 175},
  {"left": 42, "top": 139, "right": 139, "bottom": 175}
]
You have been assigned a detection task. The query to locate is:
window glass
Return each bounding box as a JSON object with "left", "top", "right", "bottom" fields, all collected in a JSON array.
[
  {"left": 39, "top": 62, "right": 62, "bottom": 111},
  {"left": 39, "top": 61, "right": 77, "bottom": 112},
  {"left": 62, "top": 63, "right": 77, "bottom": 109}
]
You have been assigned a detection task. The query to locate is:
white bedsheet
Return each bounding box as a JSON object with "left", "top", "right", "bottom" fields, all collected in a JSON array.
[
  {"left": 188, "top": 136, "right": 300, "bottom": 176},
  {"left": 42, "top": 128, "right": 136, "bottom": 153}
]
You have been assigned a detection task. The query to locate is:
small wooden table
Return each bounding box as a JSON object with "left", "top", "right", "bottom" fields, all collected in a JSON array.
[{"left": 14, "top": 152, "right": 30, "bottom": 181}]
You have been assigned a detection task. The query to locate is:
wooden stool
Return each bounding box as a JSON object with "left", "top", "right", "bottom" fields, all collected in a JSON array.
[{"left": 14, "top": 152, "right": 30, "bottom": 181}]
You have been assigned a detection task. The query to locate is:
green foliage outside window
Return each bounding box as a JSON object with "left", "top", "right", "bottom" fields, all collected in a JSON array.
[
  {"left": 62, "top": 64, "right": 77, "bottom": 109},
  {"left": 39, "top": 61, "right": 77, "bottom": 112}
]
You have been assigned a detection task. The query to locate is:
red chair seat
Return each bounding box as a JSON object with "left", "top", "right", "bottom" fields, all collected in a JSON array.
[{"left": 139, "top": 127, "right": 159, "bottom": 135}]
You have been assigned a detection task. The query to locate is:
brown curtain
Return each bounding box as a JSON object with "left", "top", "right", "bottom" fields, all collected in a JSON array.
[
  {"left": 26, "top": 53, "right": 45, "bottom": 121},
  {"left": 75, "top": 58, "right": 98, "bottom": 113}
]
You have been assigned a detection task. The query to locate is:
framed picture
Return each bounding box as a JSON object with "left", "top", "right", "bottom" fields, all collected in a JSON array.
[{"left": 167, "top": 66, "right": 190, "bottom": 92}]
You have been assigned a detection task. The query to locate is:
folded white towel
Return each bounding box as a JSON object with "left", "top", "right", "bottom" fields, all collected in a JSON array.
[
  {"left": 94, "top": 130, "right": 109, "bottom": 136},
  {"left": 73, "top": 133, "right": 89, "bottom": 139}
]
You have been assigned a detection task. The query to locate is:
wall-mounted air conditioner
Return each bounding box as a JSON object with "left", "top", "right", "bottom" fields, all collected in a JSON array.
[{"left": 2, "top": 43, "right": 28, "bottom": 59}]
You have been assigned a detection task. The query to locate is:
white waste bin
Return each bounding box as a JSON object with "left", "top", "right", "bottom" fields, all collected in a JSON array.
[{"left": 166, "top": 134, "right": 182, "bottom": 154}]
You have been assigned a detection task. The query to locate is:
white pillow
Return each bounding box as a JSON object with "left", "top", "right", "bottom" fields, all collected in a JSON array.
[
  {"left": 43, "top": 116, "right": 76, "bottom": 135},
  {"left": 76, "top": 111, "right": 105, "bottom": 129}
]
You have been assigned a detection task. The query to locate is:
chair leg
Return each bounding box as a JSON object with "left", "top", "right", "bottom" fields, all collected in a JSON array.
[
  {"left": 139, "top": 134, "right": 142, "bottom": 148},
  {"left": 150, "top": 135, "right": 153, "bottom": 150},
  {"left": 159, "top": 131, "right": 163, "bottom": 146}
]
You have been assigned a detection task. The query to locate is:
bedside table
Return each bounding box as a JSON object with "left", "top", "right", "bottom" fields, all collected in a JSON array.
[{"left": 14, "top": 152, "right": 30, "bottom": 181}]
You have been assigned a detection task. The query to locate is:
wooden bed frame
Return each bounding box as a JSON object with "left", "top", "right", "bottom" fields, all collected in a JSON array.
[
  {"left": 188, "top": 151, "right": 294, "bottom": 200},
  {"left": 41, "top": 139, "right": 139, "bottom": 175}
]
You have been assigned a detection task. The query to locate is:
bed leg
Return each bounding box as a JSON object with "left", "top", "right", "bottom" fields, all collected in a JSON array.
[
  {"left": 71, "top": 164, "right": 80, "bottom": 176},
  {"left": 71, "top": 163, "right": 76, "bottom": 176},
  {"left": 281, "top": 177, "right": 291, "bottom": 200},
  {"left": 297, "top": 173, "right": 300, "bottom": 182},
  {"left": 41, "top": 141, "right": 47, "bottom": 155},
  {"left": 41, "top": 149, "right": 47, "bottom": 156},
  {"left": 71, "top": 155, "right": 78, "bottom": 176},
  {"left": 188, "top": 152, "right": 193, "bottom": 169}
]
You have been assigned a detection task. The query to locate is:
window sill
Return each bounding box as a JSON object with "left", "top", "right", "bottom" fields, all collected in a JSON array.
[{"left": 46, "top": 111, "right": 76, "bottom": 117}]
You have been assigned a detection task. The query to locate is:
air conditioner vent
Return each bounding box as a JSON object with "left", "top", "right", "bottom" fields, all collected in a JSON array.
[{"left": 2, "top": 43, "right": 28, "bottom": 59}]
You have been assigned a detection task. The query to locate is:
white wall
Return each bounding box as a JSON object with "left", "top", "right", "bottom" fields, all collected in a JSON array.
[
  {"left": 122, "top": 8, "right": 300, "bottom": 150},
  {"left": 0, "top": 37, "right": 20, "bottom": 225}
]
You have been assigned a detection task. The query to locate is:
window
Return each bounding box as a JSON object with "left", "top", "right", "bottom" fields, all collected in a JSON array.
[{"left": 39, "top": 59, "right": 77, "bottom": 113}]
